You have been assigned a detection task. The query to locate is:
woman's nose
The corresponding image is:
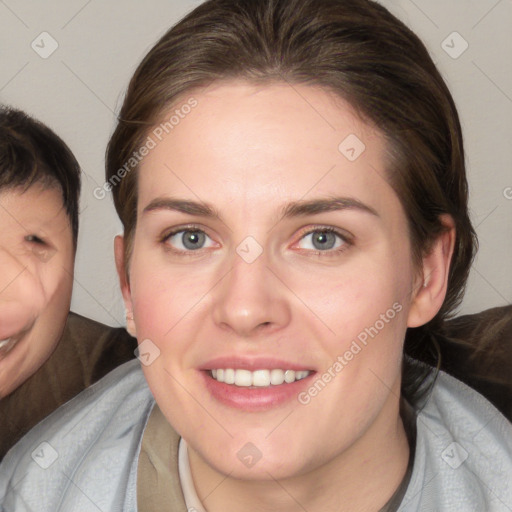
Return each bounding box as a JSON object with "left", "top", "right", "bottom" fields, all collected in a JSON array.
[{"left": 211, "top": 247, "right": 291, "bottom": 338}]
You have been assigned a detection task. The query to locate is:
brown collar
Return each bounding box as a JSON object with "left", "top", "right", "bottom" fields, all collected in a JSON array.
[{"left": 137, "top": 404, "right": 187, "bottom": 511}]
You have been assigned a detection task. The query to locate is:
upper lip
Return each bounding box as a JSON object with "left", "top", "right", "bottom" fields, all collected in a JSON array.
[{"left": 200, "top": 356, "right": 314, "bottom": 372}]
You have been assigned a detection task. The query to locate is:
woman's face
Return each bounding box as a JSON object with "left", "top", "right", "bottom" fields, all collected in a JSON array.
[{"left": 121, "top": 81, "right": 424, "bottom": 479}]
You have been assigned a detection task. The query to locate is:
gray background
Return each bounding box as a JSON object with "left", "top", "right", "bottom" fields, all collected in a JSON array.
[{"left": 0, "top": 0, "right": 510, "bottom": 328}]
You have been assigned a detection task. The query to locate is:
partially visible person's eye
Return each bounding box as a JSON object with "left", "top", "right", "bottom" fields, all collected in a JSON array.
[
  {"left": 161, "top": 227, "right": 216, "bottom": 254},
  {"left": 25, "top": 234, "right": 46, "bottom": 246},
  {"left": 294, "top": 227, "right": 352, "bottom": 255}
]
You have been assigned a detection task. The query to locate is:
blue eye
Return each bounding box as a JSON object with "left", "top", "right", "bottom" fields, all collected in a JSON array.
[
  {"left": 163, "top": 229, "right": 215, "bottom": 251},
  {"left": 297, "top": 229, "right": 348, "bottom": 252}
]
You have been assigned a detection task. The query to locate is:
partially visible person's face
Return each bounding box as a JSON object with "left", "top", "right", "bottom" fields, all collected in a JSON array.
[
  {"left": 117, "top": 81, "right": 436, "bottom": 480},
  {"left": 0, "top": 184, "right": 74, "bottom": 398}
]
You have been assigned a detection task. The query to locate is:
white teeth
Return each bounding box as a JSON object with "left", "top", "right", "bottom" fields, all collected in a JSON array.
[
  {"left": 284, "top": 370, "right": 296, "bottom": 383},
  {"left": 270, "top": 369, "right": 285, "bottom": 385},
  {"left": 234, "top": 369, "right": 252, "bottom": 387},
  {"left": 0, "top": 339, "right": 11, "bottom": 349},
  {"left": 224, "top": 368, "right": 235, "bottom": 384},
  {"left": 210, "top": 368, "right": 311, "bottom": 387},
  {"left": 252, "top": 369, "right": 270, "bottom": 387}
]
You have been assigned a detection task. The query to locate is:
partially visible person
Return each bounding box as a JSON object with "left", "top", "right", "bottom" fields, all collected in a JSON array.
[
  {"left": 0, "top": 106, "right": 80, "bottom": 399},
  {"left": 0, "top": 107, "right": 136, "bottom": 459}
]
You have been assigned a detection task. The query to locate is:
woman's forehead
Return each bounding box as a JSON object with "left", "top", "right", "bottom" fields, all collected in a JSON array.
[
  {"left": 137, "top": 82, "right": 394, "bottom": 208},
  {"left": 157, "top": 80, "right": 368, "bottom": 140}
]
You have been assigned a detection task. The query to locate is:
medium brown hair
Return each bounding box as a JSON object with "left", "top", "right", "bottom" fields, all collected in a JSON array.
[{"left": 106, "top": 0, "right": 477, "bottom": 402}]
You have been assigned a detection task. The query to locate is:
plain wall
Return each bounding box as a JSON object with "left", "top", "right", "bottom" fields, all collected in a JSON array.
[{"left": 0, "top": 0, "right": 510, "bottom": 328}]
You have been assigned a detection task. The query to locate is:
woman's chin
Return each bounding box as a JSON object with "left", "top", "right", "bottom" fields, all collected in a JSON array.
[{"left": 190, "top": 436, "right": 315, "bottom": 482}]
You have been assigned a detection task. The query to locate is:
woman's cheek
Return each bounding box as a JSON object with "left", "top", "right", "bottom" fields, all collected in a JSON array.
[{"left": 131, "top": 264, "right": 201, "bottom": 338}]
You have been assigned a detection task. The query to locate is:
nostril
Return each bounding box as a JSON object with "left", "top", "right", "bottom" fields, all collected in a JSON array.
[{"left": 256, "top": 321, "right": 272, "bottom": 332}]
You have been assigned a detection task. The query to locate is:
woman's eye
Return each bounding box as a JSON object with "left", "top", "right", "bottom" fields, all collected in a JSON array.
[
  {"left": 163, "top": 229, "right": 215, "bottom": 252},
  {"left": 25, "top": 234, "right": 46, "bottom": 245},
  {"left": 296, "top": 229, "right": 348, "bottom": 252}
]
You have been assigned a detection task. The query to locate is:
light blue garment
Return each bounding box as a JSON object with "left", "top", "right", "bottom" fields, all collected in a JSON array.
[
  {"left": 1, "top": 359, "right": 511, "bottom": 511},
  {"left": 0, "top": 360, "right": 150, "bottom": 512}
]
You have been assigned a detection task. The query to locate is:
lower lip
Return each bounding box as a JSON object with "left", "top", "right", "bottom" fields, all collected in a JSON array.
[{"left": 201, "top": 371, "right": 315, "bottom": 411}]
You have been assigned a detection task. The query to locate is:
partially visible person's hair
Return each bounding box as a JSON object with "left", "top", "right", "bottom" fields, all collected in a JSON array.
[
  {"left": 106, "top": 0, "right": 478, "bottom": 404},
  {"left": 0, "top": 106, "right": 81, "bottom": 245}
]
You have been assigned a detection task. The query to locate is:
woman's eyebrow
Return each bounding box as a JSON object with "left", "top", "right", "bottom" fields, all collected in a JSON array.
[
  {"left": 143, "top": 198, "right": 219, "bottom": 218},
  {"left": 142, "top": 196, "right": 379, "bottom": 220},
  {"left": 281, "top": 197, "right": 379, "bottom": 219}
]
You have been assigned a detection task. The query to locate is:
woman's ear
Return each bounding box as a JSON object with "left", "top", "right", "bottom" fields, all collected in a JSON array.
[
  {"left": 407, "top": 215, "right": 456, "bottom": 328},
  {"left": 114, "top": 235, "right": 137, "bottom": 338}
]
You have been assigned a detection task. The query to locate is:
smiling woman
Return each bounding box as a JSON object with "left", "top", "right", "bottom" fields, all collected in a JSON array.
[{"left": 0, "top": 0, "right": 511, "bottom": 511}]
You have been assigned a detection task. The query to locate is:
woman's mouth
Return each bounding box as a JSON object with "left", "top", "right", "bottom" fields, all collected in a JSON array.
[
  {"left": 202, "top": 363, "right": 315, "bottom": 411},
  {"left": 210, "top": 368, "right": 311, "bottom": 387}
]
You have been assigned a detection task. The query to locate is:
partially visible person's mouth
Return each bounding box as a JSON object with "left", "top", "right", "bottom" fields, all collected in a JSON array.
[
  {"left": 0, "top": 322, "right": 34, "bottom": 358},
  {"left": 0, "top": 337, "right": 19, "bottom": 357}
]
